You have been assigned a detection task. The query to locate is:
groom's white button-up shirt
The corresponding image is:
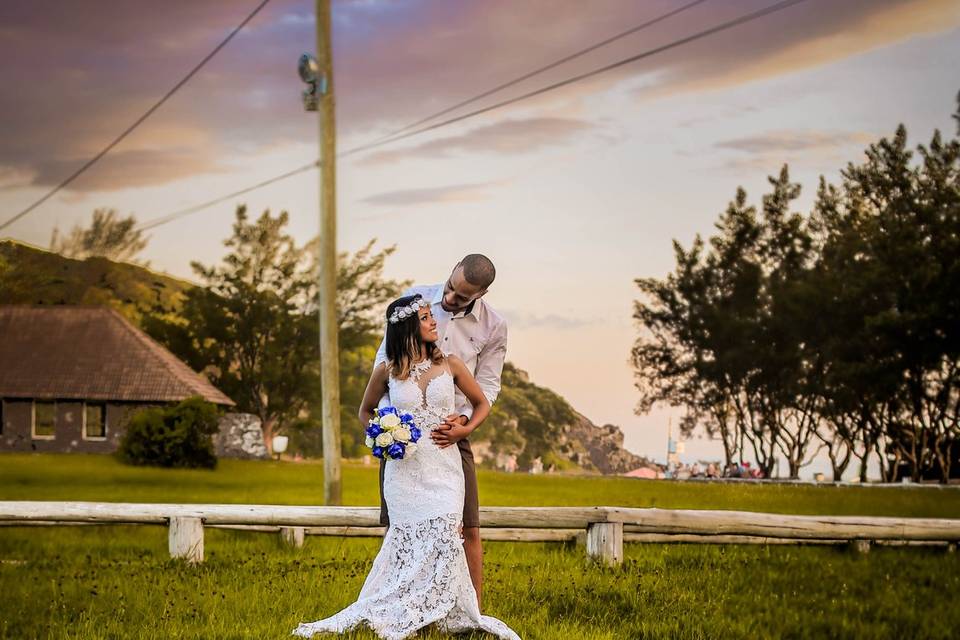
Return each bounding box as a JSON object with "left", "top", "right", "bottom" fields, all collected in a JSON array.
[{"left": 374, "top": 283, "right": 508, "bottom": 419}]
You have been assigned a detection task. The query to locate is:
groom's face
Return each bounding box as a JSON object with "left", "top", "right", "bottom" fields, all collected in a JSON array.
[{"left": 441, "top": 266, "right": 486, "bottom": 314}]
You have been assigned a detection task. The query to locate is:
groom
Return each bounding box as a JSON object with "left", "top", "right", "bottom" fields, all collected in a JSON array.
[{"left": 374, "top": 253, "right": 508, "bottom": 610}]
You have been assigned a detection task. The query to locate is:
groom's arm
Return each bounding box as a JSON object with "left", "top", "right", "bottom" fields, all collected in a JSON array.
[{"left": 457, "top": 320, "right": 508, "bottom": 423}]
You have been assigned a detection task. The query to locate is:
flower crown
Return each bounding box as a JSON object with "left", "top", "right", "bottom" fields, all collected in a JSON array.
[{"left": 388, "top": 296, "right": 429, "bottom": 324}]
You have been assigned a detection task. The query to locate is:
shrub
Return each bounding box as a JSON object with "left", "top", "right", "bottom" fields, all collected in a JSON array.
[{"left": 116, "top": 396, "right": 221, "bottom": 469}]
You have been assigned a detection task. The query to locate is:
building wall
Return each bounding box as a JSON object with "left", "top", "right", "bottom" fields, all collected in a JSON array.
[{"left": 0, "top": 399, "right": 152, "bottom": 453}]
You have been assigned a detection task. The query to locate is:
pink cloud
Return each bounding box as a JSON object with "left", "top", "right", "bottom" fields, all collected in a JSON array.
[
  {"left": 0, "top": 0, "right": 956, "bottom": 194},
  {"left": 359, "top": 117, "right": 596, "bottom": 165}
]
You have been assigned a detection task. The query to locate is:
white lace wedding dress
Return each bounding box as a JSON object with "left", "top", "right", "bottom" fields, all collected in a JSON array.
[{"left": 292, "top": 358, "right": 520, "bottom": 640}]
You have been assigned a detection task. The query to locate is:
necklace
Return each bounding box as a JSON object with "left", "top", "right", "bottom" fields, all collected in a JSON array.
[{"left": 410, "top": 358, "right": 432, "bottom": 381}]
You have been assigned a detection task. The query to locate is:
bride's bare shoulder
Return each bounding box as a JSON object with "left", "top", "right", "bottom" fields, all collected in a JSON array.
[{"left": 445, "top": 354, "right": 467, "bottom": 373}]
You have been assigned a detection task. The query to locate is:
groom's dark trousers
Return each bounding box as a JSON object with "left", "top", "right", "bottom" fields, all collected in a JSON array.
[{"left": 378, "top": 438, "right": 480, "bottom": 528}]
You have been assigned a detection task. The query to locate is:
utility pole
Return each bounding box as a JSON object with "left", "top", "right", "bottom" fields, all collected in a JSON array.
[{"left": 316, "top": 0, "right": 341, "bottom": 505}]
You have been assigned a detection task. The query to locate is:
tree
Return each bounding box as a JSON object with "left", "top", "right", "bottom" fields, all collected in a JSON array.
[
  {"left": 50, "top": 208, "right": 149, "bottom": 263},
  {"left": 635, "top": 93, "right": 960, "bottom": 482},
  {"left": 814, "top": 108, "right": 960, "bottom": 482},
  {"left": 145, "top": 205, "right": 407, "bottom": 456}
]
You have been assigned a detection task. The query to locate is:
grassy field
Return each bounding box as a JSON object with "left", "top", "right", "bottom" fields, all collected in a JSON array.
[{"left": 1, "top": 453, "right": 959, "bottom": 639}]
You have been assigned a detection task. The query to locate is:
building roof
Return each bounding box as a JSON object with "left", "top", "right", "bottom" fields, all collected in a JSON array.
[{"left": 0, "top": 305, "right": 234, "bottom": 405}]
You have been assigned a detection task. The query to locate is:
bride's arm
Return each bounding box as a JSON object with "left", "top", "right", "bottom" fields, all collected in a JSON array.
[
  {"left": 358, "top": 362, "right": 390, "bottom": 426},
  {"left": 452, "top": 356, "right": 491, "bottom": 430}
]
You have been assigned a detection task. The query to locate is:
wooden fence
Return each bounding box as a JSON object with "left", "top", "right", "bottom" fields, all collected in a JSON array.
[{"left": 1, "top": 502, "right": 958, "bottom": 565}]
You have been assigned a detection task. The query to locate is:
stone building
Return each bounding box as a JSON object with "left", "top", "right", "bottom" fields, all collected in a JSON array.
[{"left": 0, "top": 305, "right": 236, "bottom": 453}]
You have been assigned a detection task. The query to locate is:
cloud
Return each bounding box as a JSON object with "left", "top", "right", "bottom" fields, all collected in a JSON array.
[
  {"left": 500, "top": 309, "right": 597, "bottom": 330},
  {"left": 631, "top": 0, "right": 960, "bottom": 103},
  {"left": 360, "top": 117, "right": 596, "bottom": 165},
  {"left": 27, "top": 147, "right": 231, "bottom": 192},
  {"left": 0, "top": 165, "right": 36, "bottom": 191},
  {"left": 360, "top": 182, "right": 493, "bottom": 207},
  {"left": 715, "top": 130, "right": 874, "bottom": 154},
  {"left": 707, "top": 130, "right": 875, "bottom": 175},
  {"left": 0, "top": 0, "right": 957, "bottom": 196}
]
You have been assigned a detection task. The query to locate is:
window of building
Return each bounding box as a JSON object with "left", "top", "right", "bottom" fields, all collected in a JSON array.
[
  {"left": 33, "top": 401, "right": 56, "bottom": 439},
  {"left": 84, "top": 403, "right": 107, "bottom": 440}
]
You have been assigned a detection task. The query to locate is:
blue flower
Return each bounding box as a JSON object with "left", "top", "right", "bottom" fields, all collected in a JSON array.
[
  {"left": 378, "top": 406, "right": 399, "bottom": 418},
  {"left": 387, "top": 443, "right": 405, "bottom": 459},
  {"left": 409, "top": 426, "right": 422, "bottom": 442},
  {"left": 371, "top": 445, "right": 385, "bottom": 459},
  {"left": 365, "top": 423, "right": 382, "bottom": 438},
  {"left": 400, "top": 413, "right": 414, "bottom": 423}
]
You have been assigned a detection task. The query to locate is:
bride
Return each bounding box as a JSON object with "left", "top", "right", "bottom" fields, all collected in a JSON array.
[{"left": 292, "top": 294, "right": 520, "bottom": 640}]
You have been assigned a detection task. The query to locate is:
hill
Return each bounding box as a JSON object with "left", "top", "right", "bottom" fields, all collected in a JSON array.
[{"left": 0, "top": 239, "right": 189, "bottom": 326}]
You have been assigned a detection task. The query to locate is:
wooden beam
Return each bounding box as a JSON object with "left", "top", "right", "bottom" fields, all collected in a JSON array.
[
  {"left": 608, "top": 507, "right": 960, "bottom": 541},
  {"left": 2, "top": 503, "right": 959, "bottom": 543}
]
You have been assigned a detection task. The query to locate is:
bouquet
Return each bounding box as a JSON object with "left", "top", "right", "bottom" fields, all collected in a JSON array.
[{"left": 365, "top": 406, "right": 422, "bottom": 459}]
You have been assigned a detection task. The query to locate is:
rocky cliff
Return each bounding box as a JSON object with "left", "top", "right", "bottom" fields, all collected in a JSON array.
[{"left": 472, "top": 363, "right": 651, "bottom": 474}]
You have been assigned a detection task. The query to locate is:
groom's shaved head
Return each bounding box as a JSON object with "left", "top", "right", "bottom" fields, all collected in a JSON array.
[{"left": 458, "top": 254, "right": 496, "bottom": 289}]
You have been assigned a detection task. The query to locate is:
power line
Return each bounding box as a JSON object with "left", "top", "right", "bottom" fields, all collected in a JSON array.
[
  {"left": 138, "top": 4, "right": 711, "bottom": 232},
  {"left": 137, "top": 160, "right": 318, "bottom": 231},
  {"left": 0, "top": 0, "right": 273, "bottom": 233},
  {"left": 369, "top": 0, "right": 713, "bottom": 142},
  {"left": 345, "top": 0, "right": 811, "bottom": 156},
  {"left": 137, "top": 0, "right": 811, "bottom": 231}
]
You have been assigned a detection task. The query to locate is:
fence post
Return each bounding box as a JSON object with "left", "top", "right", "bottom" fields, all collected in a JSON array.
[
  {"left": 849, "top": 539, "right": 871, "bottom": 554},
  {"left": 586, "top": 522, "right": 623, "bottom": 566},
  {"left": 169, "top": 516, "right": 204, "bottom": 563},
  {"left": 281, "top": 526, "right": 306, "bottom": 548}
]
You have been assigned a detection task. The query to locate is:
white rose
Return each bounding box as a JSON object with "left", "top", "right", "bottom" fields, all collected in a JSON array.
[
  {"left": 405, "top": 443, "right": 418, "bottom": 455},
  {"left": 393, "top": 427, "right": 412, "bottom": 443},
  {"left": 380, "top": 413, "right": 401, "bottom": 430},
  {"left": 364, "top": 436, "right": 375, "bottom": 448},
  {"left": 375, "top": 432, "right": 394, "bottom": 447}
]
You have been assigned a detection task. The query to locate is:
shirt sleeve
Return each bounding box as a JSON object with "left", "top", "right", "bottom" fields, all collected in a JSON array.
[
  {"left": 374, "top": 333, "right": 388, "bottom": 370},
  {"left": 465, "top": 319, "right": 508, "bottom": 419}
]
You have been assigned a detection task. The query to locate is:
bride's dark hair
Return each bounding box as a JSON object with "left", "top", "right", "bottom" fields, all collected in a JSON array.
[{"left": 385, "top": 294, "right": 443, "bottom": 379}]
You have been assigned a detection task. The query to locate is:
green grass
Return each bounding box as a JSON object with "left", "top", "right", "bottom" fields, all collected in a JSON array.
[
  {"left": 1, "top": 453, "right": 959, "bottom": 639},
  {"left": 3, "top": 452, "right": 959, "bottom": 517}
]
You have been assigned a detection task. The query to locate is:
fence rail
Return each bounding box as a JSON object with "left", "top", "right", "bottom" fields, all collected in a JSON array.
[{"left": 1, "top": 501, "right": 958, "bottom": 565}]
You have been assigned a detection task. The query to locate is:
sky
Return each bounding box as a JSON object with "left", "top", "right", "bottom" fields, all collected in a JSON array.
[{"left": 2, "top": 0, "right": 959, "bottom": 477}]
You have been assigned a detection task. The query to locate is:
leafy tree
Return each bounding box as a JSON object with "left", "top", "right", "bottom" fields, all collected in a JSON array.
[
  {"left": 145, "top": 205, "right": 407, "bottom": 456},
  {"left": 634, "top": 93, "right": 960, "bottom": 482},
  {"left": 50, "top": 208, "right": 149, "bottom": 264},
  {"left": 813, "top": 105, "right": 960, "bottom": 482}
]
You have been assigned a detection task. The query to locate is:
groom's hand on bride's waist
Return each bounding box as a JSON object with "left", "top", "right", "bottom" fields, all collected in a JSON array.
[{"left": 431, "top": 414, "right": 472, "bottom": 448}]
